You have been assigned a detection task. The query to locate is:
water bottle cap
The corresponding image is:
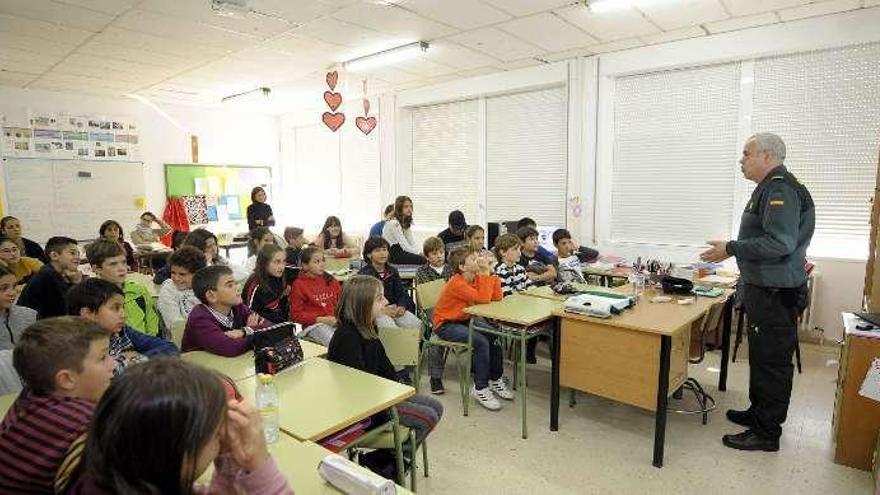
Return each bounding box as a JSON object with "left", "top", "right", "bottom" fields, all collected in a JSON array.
[{"left": 258, "top": 373, "right": 274, "bottom": 384}]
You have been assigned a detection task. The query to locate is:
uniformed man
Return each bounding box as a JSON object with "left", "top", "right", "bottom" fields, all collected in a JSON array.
[{"left": 700, "top": 133, "right": 815, "bottom": 452}]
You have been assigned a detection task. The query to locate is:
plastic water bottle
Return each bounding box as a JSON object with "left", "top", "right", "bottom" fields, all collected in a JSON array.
[{"left": 255, "top": 373, "right": 279, "bottom": 444}]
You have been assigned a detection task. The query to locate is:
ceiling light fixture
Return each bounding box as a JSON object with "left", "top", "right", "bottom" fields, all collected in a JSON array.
[
  {"left": 585, "top": 0, "right": 676, "bottom": 14},
  {"left": 211, "top": 0, "right": 252, "bottom": 18},
  {"left": 221, "top": 87, "right": 271, "bottom": 104},
  {"left": 343, "top": 41, "right": 429, "bottom": 72}
]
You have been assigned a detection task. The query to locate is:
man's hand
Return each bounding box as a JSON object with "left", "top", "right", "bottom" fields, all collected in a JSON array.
[{"left": 700, "top": 240, "right": 731, "bottom": 263}]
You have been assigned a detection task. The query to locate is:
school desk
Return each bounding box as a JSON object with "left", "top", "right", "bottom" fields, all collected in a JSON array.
[
  {"left": 550, "top": 288, "right": 733, "bottom": 468},
  {"left": 464, "top": 293, "right": 562, "bottom": 438},
  {"left": 181, "top": 340, "right": 327, "bottom": 380},
  {"left": 198, "top": 434, "right": 413, "bottom": 494},
  {"left": 519, "top": 283, "right": 605, "bottom": 302},
  {"left": 0, "top": 393, "right": 15, "bottom": 417},
  {"left": 218, "top": 240, "right": 248, "bottom": 259},
  {"left": 581, "top": 263, "right": 632, "bottom": 287},
  {"left": 235, "top": 358, "right": 415, "bottom": 442}
]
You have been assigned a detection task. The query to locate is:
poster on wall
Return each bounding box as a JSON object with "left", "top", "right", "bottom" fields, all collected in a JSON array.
[{"left": 0, "top": 111, "right": 140, "bottom": 160}]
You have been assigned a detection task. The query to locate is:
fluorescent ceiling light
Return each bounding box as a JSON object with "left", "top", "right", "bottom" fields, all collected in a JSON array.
[
  {"left": 221, "top": 87, "right": 271, "bottom": 104},
  {"left": 343, "top": 41, "right": 429, "bottom": 72},
  {"left": 587, "top": 0, "right": 676, "bottom": 13}
]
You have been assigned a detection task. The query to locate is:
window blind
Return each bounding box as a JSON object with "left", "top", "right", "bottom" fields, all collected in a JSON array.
[
  {"left": 751, "top": 43, "right": 880, "bottom": 259},
  {"left": 340, "top": 124, "right": 381, "bottom": 234},
  {"left": 610, "top": 62, "right": 741, "bottom": 247},
  {"left": 486, "top": 86, "right": 568, "bottom": 227},
  {"left": 292, "top": 123, "right": 340, "bottom": 231},
  {"left": 410, "top": 99, "right": 480, "bottom": 228}
]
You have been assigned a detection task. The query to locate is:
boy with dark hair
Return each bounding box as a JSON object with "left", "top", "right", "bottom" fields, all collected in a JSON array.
[
  {"left": 182, "top": 265, "right": 267, "bottom": 357},
  {"left": 359, "top": 237, "right": 420, "bottom": 324},
  {"left": 0, "top": 317, "right": 114, "bottom": 493},
  {"left": 516, "top": 217, "right": 555, "bottom": 260},
  {"left": 18, "top": 236, "right": 83, "bottom": 319},
  {"left": 516, "top": 227, "right": 557, "bottom": 285},
  {"left": 437, "top": 210, "right": 468, "bottom": 252},
  {"left": 67, "top": 279, "right": 177, "bottom": 376},
  {"left": 552, "top": 229, "right": 586, "bottom": 284},
  {"left": 157, "top": 246, "right": 206, "bottom": 328},
  {"left": 85, "top": 240, "right": 160, "bottom": 336},
  {"left": 415, "top": 236, "right": 452, "bottom": 286}
]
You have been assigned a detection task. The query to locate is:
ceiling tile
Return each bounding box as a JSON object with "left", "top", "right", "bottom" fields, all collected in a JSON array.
[
  {"left": 114, "top": 10, "right": 262, "bottom": 50},
  {"left": 32, "top": 72, "right": 141, "bottom": 91},
  {"left": 481, "top": 0, "right": 573, "bottom": 17},
  {"left": 636, "top": 0, "right": 729, "bottom": 30},
  {"left": 499, "top": 58, "right": 545, "bottom": 71},
  {"left": 0, "top": 0, "right": 114, "bottom": 32},
  {"left": 0, "top": 47, "right": 57, "bottom": 73},
  {"left": 332, "top": 2, "right": 455, "bottom": 39},
  {"left": 640, "top": 25, "right": 706, "bottom": 45},
  {"left": 704, "top": 12, "right": 779, "bottom": 33},
  {"left": 298, "top": 17, "right": 401, "bottom": 59},
  {"left": 543, "top": 46, "right": 596, "bottom": 62},
  {"left": 53, "top": 54, "right": 178, "bottom": 84},
  {"left": 262, "top": 33, "right": 344, "bottom": 56},
  {"left": 0, "top": 70, "right": 39, "bottom": 87},
  {"left": 455, "top": 66, "right": 503, "bottom": 78},
  {"left": 448, "top": 27, "right": 544, "bottom": 62},
  {"left": 555, "top": 4, "right": 661, "bottom": 42},
  {"left": 55, "top": 0, "right": 139, "bottom": 16},
  {"left": 865, "top": 0, "right": 880, "bottom": 6},
  {"left": 422, "top": 41, "right": 501, "bottom": 70},
  {"left": 0, "top": 13, "right": 94, "bottom": 45},
  {"left": 588, "top": 37, "right": 647, "bottom": 54},
  {"left": 777, "top": 0, "right": 862, "bottom": 21},
  {"left": 137, "top": 0, "right": 296, "bottom": 39},
  {"left": 367, "top": 67, "right": 421, "bottom": 84},
  {"left": 79, "top": 45, "right": 198, "bottom": 71},
  {"left": 84, "top": 28, "right": 230, "bottom": 60},
  {"left": 398, "top": 0, "right": 511, "bottom": 30},
  {"left": 385, "top": 57, "right": 457, "bottom": 77},
  {"left": 497, "top": 13, "right": 598, "bottom": 52},
  {"left": 252, "top": 0, "right": 358, "bottom": 24},
  {"left": 719, "top": 0, "right": 809, "bottom": 16},
  {"left": 0, "top": 32, "right": 73, "bottom": 57}
]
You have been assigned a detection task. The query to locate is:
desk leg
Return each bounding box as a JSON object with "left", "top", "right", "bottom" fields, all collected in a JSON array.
[
  {"left": 391, "top": 406, "right": 405, "bottom": 486},
  {"left": 719, "top": 297, "right": 733, "bottom": 392},
  {"left": 520, "top": 330, "right": 528, "bottom": 439},
  {"left": 653, "top": 335, "right": 671, "bottom": 468},
  {"left": 550, "top": 316, "right": 561, "bottom": 432}
]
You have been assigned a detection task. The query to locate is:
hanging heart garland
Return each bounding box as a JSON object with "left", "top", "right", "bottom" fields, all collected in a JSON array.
[
  {"left": 355, "top": 79, "right": 377, "bottom": 135},
  {"left": 321, "top": 70, "right": 344, "bottom": 132}
]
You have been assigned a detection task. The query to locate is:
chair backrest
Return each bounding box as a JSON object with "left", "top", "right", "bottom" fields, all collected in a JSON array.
[
  {"left": 415, "top": 279, "right": 446, "bottom": 311},
  {"left": 378, "top": 327, "right": 420, "bottom": 367},
  {"left": 170, "top": 321, "right": 186, "bottom": 349}
]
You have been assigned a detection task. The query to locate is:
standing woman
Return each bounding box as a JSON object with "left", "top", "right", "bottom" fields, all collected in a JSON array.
[
  {"left": 381, "top": 196, "right": 426, "bottom": 265},
  {"left": 0, "top": 216, "right": 47, "bottom": 263},
  {"left": 247, "top": 187, "right": 275, "bottom": 231},
  {"left": 99, "top": 220, "right": 138, "bottom": 272}
]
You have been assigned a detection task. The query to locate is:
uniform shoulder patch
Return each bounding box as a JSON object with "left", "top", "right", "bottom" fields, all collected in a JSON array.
[
  {"left": 771, "top": 175, "right": 784, "bottom": 180},
  {"left": 769, "top": 199, "right": 784, "bottom": 206}
]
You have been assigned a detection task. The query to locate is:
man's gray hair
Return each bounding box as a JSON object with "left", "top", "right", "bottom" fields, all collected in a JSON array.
[{"left": 749, "top": 133, "right": 786, "bottom": 163}]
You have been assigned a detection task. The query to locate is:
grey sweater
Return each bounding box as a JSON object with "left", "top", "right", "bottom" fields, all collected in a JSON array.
[{"left": 0, "top": 305, "right": 37, "bottom": 351}]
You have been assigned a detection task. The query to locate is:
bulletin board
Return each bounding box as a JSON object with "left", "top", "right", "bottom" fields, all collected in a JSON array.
[{"left": 164, "top": 164, "right": 272, "bottom": 223}]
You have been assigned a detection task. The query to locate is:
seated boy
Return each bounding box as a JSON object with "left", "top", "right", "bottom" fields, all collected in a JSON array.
[
  {"left": 85, "top": 240, "right": 160, "bottom": 337},
  {"left": 516, "top": 226, "right": 557, "bottom": 285},
  {"left": 0, "top": 317, "right": 114, "bottom": 493},
  {"left": 516, "top": 217, "right": 555, "bottom": 260},
  {"left": 67, "top": 279, "right": 178, "bottom": 376},
  {"left": 415, "top": 236, "right": 452, "bottom": 286},
  {"left": 553, "top": 228, "right": 586, "bottom": 284},
  {"left": 157, "top": 246, "right": 206, "bottom": 329},
  {"left": 182, "top": 265, "right": 268, "bottom": 357},
  {"left": 432, "top": 246, "right": 512, "bottom": 411},
  {"left": 493, "top": 233, "right": 533, "bottom": 297},
  {"left": 18, "top": 236, "right": 83, "bottom": 319}
]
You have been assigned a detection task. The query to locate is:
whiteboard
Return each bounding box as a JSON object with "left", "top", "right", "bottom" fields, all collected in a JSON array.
[{"left": 2, "top": 158, "right": 145, "bottom": 245}]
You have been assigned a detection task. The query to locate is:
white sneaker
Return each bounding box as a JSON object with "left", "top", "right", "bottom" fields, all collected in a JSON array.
[
  {"left": 471, "top": 385, "right": 501, "bottom": 411},
  {"left": 489, "top": 377, "right": 514, "bottom": 400}
]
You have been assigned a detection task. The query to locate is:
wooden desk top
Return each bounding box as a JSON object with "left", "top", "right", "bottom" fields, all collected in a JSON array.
[
  {"left": 236, "top": 358, "right": 415, "bottom": 441},
  {"left": 519, "top": 284, "right": 606, "bottom": 302},
  {"left": 554, "top": 289, "right": 733, "bottom": 336},
  {"left": 581, "top": 264, "right": 632, "bottom": 278},
  {"left": 465, "top": 293, "right": 562, "bottom": 326},
  {"left": 0, "top": 393, "right": 16, "bottom": 418},
  {"left": 198, "top": 435, "right": 412, "bottom": 494},
  {"left": 182, "top": 341, "right": 328, "bottom": 380}
]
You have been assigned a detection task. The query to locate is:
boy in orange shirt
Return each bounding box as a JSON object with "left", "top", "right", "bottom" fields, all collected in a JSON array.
[{"left": 432, "top": 246, "right": 511, "bottom": 411}]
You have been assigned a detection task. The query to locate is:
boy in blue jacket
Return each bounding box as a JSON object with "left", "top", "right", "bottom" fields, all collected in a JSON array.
[{"left": 66, "top": 278, "right": 178, "bottom": 376}]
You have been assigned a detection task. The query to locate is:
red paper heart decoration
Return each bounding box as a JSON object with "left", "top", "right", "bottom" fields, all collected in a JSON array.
[
  {"left": 322, "top": 112, "right": 345, "bottom": 132},
  {"left": 323, "top": 91, "right": 342, "bottom": 111},
  {"left": 363, "top": 99, "right": 370, "bottom": 115},
  {"left": 355, "top": 115, "right": 377, "bottom": 135},
  {"left": 326, "top": 71, "right": 338, "bottom": 90}
]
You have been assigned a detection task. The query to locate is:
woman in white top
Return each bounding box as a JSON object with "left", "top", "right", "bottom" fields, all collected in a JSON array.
[
  {"left": 157, "top": 246, "right": 206, "bottom": 328},
  {"left": 382, "top": 195, "right": 427, "bottom": 265}
]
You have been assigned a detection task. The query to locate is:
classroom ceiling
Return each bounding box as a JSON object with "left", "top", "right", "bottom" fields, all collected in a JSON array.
[{"left": 0, "top": 0, "right": 877, "bottom": 114}]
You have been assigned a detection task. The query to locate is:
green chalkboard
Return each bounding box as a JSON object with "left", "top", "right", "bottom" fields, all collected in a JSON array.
[{"left": 164, "top": 164, "right": 272, "bottom": 221}]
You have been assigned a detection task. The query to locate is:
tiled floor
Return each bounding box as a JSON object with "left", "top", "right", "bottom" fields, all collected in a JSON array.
[{"left": 411, "top": 341, "right": 874, "bottom": 494}]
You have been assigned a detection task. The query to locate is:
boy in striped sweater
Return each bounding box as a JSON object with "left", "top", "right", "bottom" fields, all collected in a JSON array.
[{"left": 0, "top": 317, "right": 114, "bottom": 493}]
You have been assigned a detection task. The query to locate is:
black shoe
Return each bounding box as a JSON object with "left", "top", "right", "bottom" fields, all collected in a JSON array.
[
  {"left": 722, "top": 429, "right": 779, "bottom": 452},
  {"left": 430, "top": 378, "right": 445, "bottom": 395},
  {"left": 726, "top": 408, "right": 755, "bottom": 428},
  {"left": 526, "top": 353, "right": 537, "bottom": 365}
]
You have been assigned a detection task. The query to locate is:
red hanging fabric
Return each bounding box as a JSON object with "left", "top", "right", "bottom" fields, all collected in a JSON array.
[{"left": 161, "top": 197, "right": 190, "bottom": 247}]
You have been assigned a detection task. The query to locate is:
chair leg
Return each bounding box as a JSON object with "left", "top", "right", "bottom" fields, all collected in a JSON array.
[
  {"left": 795, "top": 338, "right": 802, "bottom": 374},
  {"left": 422, "top": 438, "right": 429, "bottom": 478},
  {"left": 733, "top": 308, "right": 745, "bottom": 362},
  {"left": 408, "top": 430, "right": 417, "bottom": 492},
  {"left": 568, "top": 389, "right": 577, "bottom": 408},
  {"left": 456, "top": 350, "right": 468, "bottom": 417}
]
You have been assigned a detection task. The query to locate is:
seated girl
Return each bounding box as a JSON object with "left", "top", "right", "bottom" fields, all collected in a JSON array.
[
  {"left": 316, "top": 216, "right": 357, "bottom": 258},
  {"left": 243, "top": 245, "right": 290, "bottom": 324}
]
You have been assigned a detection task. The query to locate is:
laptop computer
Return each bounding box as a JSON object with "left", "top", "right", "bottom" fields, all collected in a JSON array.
[{"left": 854, "top": 312, "right": 880, "bottom": 328}]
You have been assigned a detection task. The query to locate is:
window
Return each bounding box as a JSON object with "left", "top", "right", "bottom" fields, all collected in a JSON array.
[
  {"left": 485, "top": 86, "right": 568, "bottom": 227},
  {"left": 751, "top": 43, "right": 880, "bottom": 259},
  {"left": 290, "top": 123, "right": 340, "bottom": 231},
  {"left": 340, "top": 124, "right": 381, "bottom": 235},
  {"left": 410, "top": 99, "right": 480, "bottom": 228},
  {"left": 609, "top": 63, "right": 741, "bottom": 247}
]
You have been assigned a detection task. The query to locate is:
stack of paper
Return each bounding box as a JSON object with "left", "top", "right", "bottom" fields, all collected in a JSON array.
[
  {"left": 697, "top": 274, "right": 737, "bottom": 287},
  {"left": 318, "top": 453, "right": 396, "bottom": 495}
]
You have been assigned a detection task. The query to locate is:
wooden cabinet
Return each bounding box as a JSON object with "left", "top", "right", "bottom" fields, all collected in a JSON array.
[{"left": 834, "top": 330, "right": 880, "bottom": 470}]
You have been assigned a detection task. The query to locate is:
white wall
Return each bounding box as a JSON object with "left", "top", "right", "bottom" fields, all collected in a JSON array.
[{"left": 0, "top": 87, "right": 280, "bottom": 228}]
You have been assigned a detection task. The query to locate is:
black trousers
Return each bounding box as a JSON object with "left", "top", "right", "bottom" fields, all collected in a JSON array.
[
  {"left": 741, "top": 283, "right": 806, "bottom": 439},
  {"left": 389, "top": 244, "right": 426, "bottom": 265}
]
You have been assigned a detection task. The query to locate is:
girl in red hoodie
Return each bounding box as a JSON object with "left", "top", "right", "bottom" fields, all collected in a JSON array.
[{"left": 290, "top": 246, "right": 341, "bottom": 346}]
